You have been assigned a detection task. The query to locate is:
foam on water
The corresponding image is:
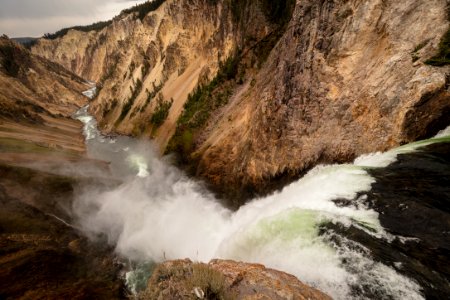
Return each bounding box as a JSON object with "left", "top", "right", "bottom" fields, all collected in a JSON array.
[
  {"left": 127, "top": 155, "right": 150, "bottom": 178},
  {"left": 73, "top": 106, "right": 100, "bottom": 141},
  {"left": 71, "top": 103, "right": 450, "bottom": 299},
  {"left": 355, "top": 126, "right": 450, "bottom": 168},
  {"left": 435, "top": 125, "right": 450, "bottom": 138},
  {"left": 82, "top": 85, "right": 97, "bottom": 99}
]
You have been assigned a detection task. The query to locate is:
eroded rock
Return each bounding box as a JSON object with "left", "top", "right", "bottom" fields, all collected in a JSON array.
[{"left": 139, "top": 259, "right": 331, "bottom": 300}]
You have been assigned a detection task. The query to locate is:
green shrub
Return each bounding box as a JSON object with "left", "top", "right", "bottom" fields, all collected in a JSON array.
[
  {"left": 137, "top": 262, "right": 234, "bottom": 300},
  {"left": 166, "top": 52, "right": 240, "bottom": 159},
  {"left": 102, "top": 99, "right": 118, "bottom": 118},
  {"left": 0, "top": 43, "right": 21, "bottom": 76},
  {"left": 261, "top": 0, "right": 296, "bottom": 25},
  {"left": 121, "top": 0, "right": 166, "bottom": 21},
  {"left": 142, "top": 82, "right": 159, "bottom": 109},
  {"left": 118, "top": 98, "right": 133, "bottom": 122},
  {"left": 181, "top": 130, "right": 194, "bottom": 153},
  {"left": 150, "top": 96, "right": 173, "bottom": 127},
  {"left": 228, "top": 0, "right": 295, "bottom": 26},
  {"left": 229, "top": 0, "right": 248, "bottom": 23},
  {"left": 188, "top": 263, "right": 233, "bottom": 300},
  {"left": 100, "top": 54, "right": 120, "bottom": 84},
  {"left": 117, "top": 80, "right": 143, "bottom": 122},
  {"left": 425, "top": 27, "right": 450, "bottom": 66}
]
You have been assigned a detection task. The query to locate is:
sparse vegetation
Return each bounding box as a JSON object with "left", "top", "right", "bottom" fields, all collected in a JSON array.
[
  {"left": 137, "top": 262, "right": 234, "bottom": 300},
  {"left": 261, "top": 0, "right": 296, "bottom": 25},
  {"left": 0, "top": 42, "right": 31, "bottom": 77},
  {"left": 411, "top": 40, "right": 430, "bottom": 63},
  {"left": 100, "top": 54, "right": 120, "bottom": 84},
  {"left": 188, "top": 263, "right": 232, "bottom": 299},
  {"left": 102, "top": 99, "right": 118, "bottom": 117},
  {"left": 0, "top": 43, "right": 21, "bottom": 77},
  {"left": 150, "top": 96, "right": 173, "bottom": 127},
  {"left": 413, "top": 40, "right": 429, "bottom": 53},
  {"left": 425, "top": 27, "right": 450, "bottom": 66},
  {"left": 43, "top": 20, "right": 112, "bottom": 40},
  {"left": 141, "top": 60, "right": 151, "bottom": 79},
  {"left": 121, "top": 0, "right": 166, "bottom": 21},
  {"left": 42, "top": 0, "right": 166, "bottom": 40},
  {"left": 118, "top": 98, "right": 134, "bottom": 122},
  {"left": 166, "top": 52, "right": 240, "bottom": 159},
  {"left": 229, "top": 0, "right": 295, "bottom": 26},
  {"left": 128, "top": 61, "right": 136, "bottom": 79},
  {"left": 229, "top": 0, "right": 247, "bottom": 23},
  {"left": 142, "top": 81, "right": 163, "bottom": 111},
  {"left": 118, "top": 79, "right": 143, "bottom": 122},
  {"left": 165, "top": 0, "right": 296, "bottom": 160}
]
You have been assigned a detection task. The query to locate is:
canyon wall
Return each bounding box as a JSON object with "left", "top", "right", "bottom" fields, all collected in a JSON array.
[
  {"left": 0, "top": 37, "right": 123, "bottom": 299},
  {"left": 32, "top": 0, "right": 274, "bottom": 150},
  {"left": 0, "top": 36, "right": 89, "bottom": 161},
  {"left": 194, "top": 0, "right": 450, "bottom": 196},
  {"left": 32, "top": 0, "right": 450, "bottom": 197}
]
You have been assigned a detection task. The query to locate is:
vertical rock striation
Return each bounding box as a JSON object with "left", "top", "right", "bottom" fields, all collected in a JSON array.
[
  {"left": 32, "top": 0, "right": 450, "bottom": 196},
  {"left": 194, "top": 0, "right": 450, "bottom": 195}
]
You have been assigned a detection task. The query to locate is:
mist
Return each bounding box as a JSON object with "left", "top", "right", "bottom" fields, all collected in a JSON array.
[
  {"left": 10, "top": 98, "right": 443, "bottom": 298},
  {"left": 65, "top": 104, "right": 430, "bottom": 299}
]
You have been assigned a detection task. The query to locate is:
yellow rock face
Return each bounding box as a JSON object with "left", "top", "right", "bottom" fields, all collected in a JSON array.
[
  {"left": 0, "top": 36, "right": 90, "bottom": 163},
  {"left": 32, "top": 0, "right": 450, "bottom": 194},
  {"left": 32, "top": 0, "right": 238, "bottom": 151}
]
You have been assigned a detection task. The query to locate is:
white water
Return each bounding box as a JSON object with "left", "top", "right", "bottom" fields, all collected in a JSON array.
[
  {"left": 72, "top": 93, "right": 449, "bottom": 298},
  {"left": 354, "top": 126, "right": 450, "bottom": 168},
  {"left": 82, "top": 84, "right": 97, "bottom": 99}
]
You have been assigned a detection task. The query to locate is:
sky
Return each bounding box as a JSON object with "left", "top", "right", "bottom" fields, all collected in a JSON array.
[{"left": 0, "top": 0, "right": 149, "bottom": 37}]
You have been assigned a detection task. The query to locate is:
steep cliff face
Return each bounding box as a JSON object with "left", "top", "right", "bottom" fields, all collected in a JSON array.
[
  {"left": 32, "top": 0, "right": 450, "bottom": 196},
  {"left": 32, "top": 0, "right": 275, "bottom": 151},
  {"left": 1, "top": 36, "right": 87, "bottom": 119},
  {"left": 192, "top": 0, "right": 450, "bottom": 195}
]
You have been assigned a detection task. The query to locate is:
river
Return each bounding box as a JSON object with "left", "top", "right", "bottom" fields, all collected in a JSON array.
[{"left": 72, "top": 87, "right": 450, "bottom": 299}]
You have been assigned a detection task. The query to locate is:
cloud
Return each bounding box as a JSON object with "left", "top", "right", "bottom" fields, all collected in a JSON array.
[{"left": 0, "top": 0, "right": 148, "bottom": 37}]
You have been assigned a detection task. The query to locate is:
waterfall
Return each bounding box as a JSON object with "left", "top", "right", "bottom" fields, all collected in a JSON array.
[{"left": 72, "top": 92, "right": 449, "bottom": 299}]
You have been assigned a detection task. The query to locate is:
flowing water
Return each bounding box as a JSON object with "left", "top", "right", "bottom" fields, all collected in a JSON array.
[{"left": 72, "top": 89, "right": 449, "bottom": 299}]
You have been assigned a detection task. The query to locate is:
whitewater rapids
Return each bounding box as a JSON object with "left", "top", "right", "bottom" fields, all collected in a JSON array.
[{"left": 72, "top": 99, "right": 449, "bottom": 299}]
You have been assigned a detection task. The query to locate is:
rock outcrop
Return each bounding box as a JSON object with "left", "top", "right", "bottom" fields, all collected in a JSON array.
[
  {"left": 139, "top": 259, "right": 331, "bottom": 300},
  {"left": 193, "top": 0, "right": 450, "bottom": 196},
  {"left": 32, "top": 0, "right": 450, "bottom": 197}
]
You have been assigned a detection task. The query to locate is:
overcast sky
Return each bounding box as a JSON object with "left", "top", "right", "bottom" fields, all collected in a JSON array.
[{"left": 0, "top": 0, "right": 148, "bottom": 37}]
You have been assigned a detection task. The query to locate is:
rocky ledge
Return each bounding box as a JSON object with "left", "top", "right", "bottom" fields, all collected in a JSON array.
[{"left": 139, "top": 259, "right": 331, "bottom": 300}]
